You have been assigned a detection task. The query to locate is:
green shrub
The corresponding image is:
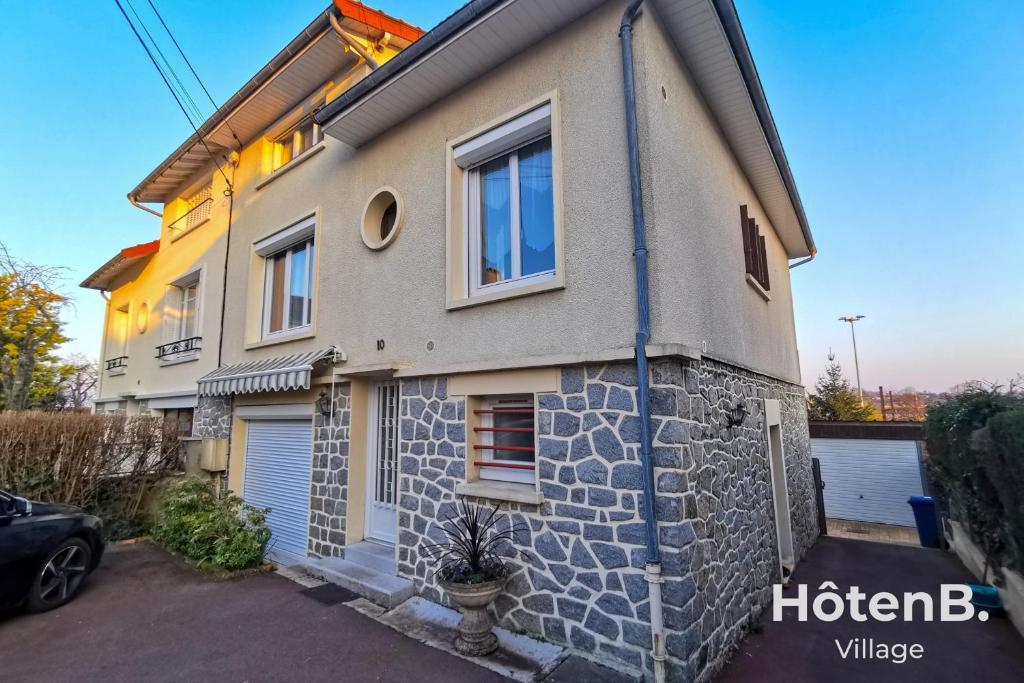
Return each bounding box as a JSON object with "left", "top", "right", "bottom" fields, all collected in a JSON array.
[
  {"left": 152, "top": 478, "right": 271, "bottom": 571},
  {"left": 926, "top": 386, "right": 1024, "bottom": 572}
]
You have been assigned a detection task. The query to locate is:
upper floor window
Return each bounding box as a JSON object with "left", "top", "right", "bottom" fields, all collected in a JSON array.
[
  {"left": 472, "top": 395, "right": 536, "bottom": 484},
  {"left": 175, "top": 278, "right": 199, "bottom": 340},
  {"left": 454, "top": 104, "right": 557, "bottom": 299},
  {"left": 273, "top": 118, "right": 322, "bottom": 171},
  {"left": 740, "top": 205, "right": 770, "bottom": 295},
  {"left": 255, "top": 215, "right": 316, "bottom": 338},
  {"left": 169, "top": 184, "right": 212, "bottom": 239},
  {"left": 158, "top": 271, "right": 202, "bottom": 362}
]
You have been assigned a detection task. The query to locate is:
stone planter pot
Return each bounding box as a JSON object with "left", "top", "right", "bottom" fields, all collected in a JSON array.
[{"left": 440, "top": 577, "right": 507, "bottom": 656}]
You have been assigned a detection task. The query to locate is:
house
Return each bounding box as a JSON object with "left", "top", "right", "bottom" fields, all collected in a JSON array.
[{"left": 84, "top": 0, "right": 820, "bottom": 679}]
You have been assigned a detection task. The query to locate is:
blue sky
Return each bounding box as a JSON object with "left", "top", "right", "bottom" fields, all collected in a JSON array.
[{"left": 1, "top": 1, "right": 1020, "bottom": 392}]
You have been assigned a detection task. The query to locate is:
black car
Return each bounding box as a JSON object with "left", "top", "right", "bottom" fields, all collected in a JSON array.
[{"left": 0, "top": 490, "right": 104, "bottom": 613}]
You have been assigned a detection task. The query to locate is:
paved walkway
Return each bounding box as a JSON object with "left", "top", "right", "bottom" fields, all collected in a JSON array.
[
  {"left": 0, "top": 542, "right": 518, "bottom": 683},
  {"left": 827, "top": 518, "right": 920, "bottom": 546},
  {"left": 717, "top": 537, "right": 1024, "bottom": 682}
]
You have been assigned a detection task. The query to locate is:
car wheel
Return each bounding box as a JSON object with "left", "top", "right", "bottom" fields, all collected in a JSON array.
[{"left": 26, "top": 538, "right": 93, "bottom": 613}]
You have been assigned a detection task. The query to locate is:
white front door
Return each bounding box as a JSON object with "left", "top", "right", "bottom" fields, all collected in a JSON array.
[{"left": 365, "top": 382, "right": 399, "bottom": 544}]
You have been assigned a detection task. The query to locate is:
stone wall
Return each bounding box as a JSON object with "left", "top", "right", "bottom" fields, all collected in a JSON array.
[
  {"left": 192, "top": 395, "right": 231, "bottom": 439},
  {"left": 393, "top": 359, "right": 817, "bottom": 681},
  {"left": 308, "top": 384, "right": 351, "bottom": 559}
]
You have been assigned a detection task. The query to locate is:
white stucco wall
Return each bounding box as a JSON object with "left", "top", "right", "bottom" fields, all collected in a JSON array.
[
  {"left": 636, "top": 9, "right": 802, "bottom": 384},
  {"left": 138, "top": 0, "right": 805, "bottom": 387},
  {"left": 95, "top": 171, "right": 230, "bottom": 405}
]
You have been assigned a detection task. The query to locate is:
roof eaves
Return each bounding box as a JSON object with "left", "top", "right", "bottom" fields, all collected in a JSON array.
[
  {"left": 711, "top": 0, "right": 815, "bottom": 256},
  {"left": 314, "top": 0, "right": 504, "bottom": 127}
]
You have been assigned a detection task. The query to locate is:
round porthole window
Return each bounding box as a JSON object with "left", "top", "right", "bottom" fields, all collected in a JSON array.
[
  {"left": 136, "top": 302, "right": 149, "bottom": 334},
  {"left": 361, "top": 187, "right": 403, "bottom": 250}
]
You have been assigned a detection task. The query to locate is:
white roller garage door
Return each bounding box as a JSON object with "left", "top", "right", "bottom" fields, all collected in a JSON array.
[
  {"left": 243, "top": 419, "right": 312, "bottom": 565},
  {"left": 811, "top": 438, "right": 924, "bottom": 527}
]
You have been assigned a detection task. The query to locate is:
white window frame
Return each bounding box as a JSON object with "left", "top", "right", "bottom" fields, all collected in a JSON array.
[
  {"left": 257, "top": 216, "right": 316, "bottom": 340},
  {"left": 272, "top": 118, "right": 322, "bottom": 172},
  {"left": 170, "top": 270, "right": 202, "bottom": 342},
  {"left": 456, "top": 104, "right": 556, "bottom": 299},
  {"left": 475, "top": 395, "right": 536, "bottom": 485}
]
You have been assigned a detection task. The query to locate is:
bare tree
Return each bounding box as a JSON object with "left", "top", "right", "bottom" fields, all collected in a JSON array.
[{"left": 56, "top": 354, "right": 99, "bottom": 410}]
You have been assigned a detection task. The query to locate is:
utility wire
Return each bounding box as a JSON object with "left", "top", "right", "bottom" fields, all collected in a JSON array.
[
  {"left": 145, "top": 0, "right": 243, "bottom": 147},
  {"left": 124, "top": 0, "right": 206, "bottom": 125},
  {"left": 113, "top": 0, "right": 233, "bottom": 191}
]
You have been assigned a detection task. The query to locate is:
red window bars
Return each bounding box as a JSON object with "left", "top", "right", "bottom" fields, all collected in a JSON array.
[{"left": 472, "top": 405, "right": 536, "bottom": 471}]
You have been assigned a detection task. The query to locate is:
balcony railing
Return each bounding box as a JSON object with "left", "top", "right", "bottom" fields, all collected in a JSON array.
[
  {"left": 168, "top": 197, "right": 212, "bottom": 237},
  {"left": 156, "top": 337, "right": 202, "bottom": 360},
  {"left": 105, "top": 356, "right": 128, "bottom": 372}
]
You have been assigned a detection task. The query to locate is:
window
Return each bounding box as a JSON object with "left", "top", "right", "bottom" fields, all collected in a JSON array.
[
  {"left": 450, "top": 101, "right": 560, "bottom": 303},
  {"left": 163, "top": 408, "right": 194, "bottom": 438},
  {"left": 169, "top": 184, "right": 212, "bottom": 238},
  {"left": 106, "top": 306, "right": 129, "bottom": 374},
  {"left": 472, "top": 395, "right": 536, "bottom": 484},
  {"left": 262, "top": 237, "right": 314, "bottom": 337},
  {"left": 178, "top": 281, "right": 199, "bottom": 340},
  {"left": 740, "top": 205, "right": 770, "bottom": 293},
  {"left": 273, "top": 118, "right": 322, "bottom": 171},
  {"left": 468, "top": 135, "right": 555, "bottom": 295}
]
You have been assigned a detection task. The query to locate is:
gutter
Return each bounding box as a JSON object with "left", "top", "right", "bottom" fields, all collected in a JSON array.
[
  {"left": 314, "top": 0, "right": 506, "bottom": 127},
  {"left": 711, "top": 0, "right": 816, "bottom": 258},
  {"left": 130, "top": 9, "right": 337, "bottom": 202},
  {"left": 619, "top": 3, "right": 667, "bottom": 681},
  {"left": 129, "top": 195, "right": 162, "bottom": 218}
]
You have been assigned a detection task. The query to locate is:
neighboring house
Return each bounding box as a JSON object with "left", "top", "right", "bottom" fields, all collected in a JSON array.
[{"left": 86, "top": 0, "right": 820, "bottom": 679}]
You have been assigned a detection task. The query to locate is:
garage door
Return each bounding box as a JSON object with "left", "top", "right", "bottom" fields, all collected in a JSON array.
[
  {"left": 243, "top": 420, "right": 312, "bottom": 565},
  {"left": 811, "top": 438, "right": 923, "bottom": 527}
]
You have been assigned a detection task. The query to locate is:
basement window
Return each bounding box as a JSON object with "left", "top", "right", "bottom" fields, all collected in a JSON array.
[{"left": 472, "top": 395, "right": 536, "bottom": 484}]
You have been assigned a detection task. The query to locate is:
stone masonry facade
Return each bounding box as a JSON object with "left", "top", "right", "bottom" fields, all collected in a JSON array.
[
  {"left": 203, "top": 357, "right": 816, "bottom": 681},
  {"left": 392, "top": 358, "right": 817, "bottom": 681},
  {"left": 193, "top": 395, "right": 232, "bottom": 439},
  {"left": 308, "top": 384, "right": 351, "bottom": 559}
]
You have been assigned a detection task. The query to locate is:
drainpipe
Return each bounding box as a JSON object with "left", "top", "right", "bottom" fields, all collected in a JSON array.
[
  {"left": 128, "top": 194, "right": 163, "bottom": 218},
  {"left": 329, "top": 12, "right": 379, "bottom": 69},
  {"left": 619, "top": 2, "right": 667, "bottom": 681},
  {"left": 788, "top": 253, "right": 815, "bottom": 270}
]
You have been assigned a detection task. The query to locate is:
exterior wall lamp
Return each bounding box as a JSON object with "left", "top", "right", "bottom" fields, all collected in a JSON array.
[
  {"left": 726, "top": 401, "right": 749, "bottom": 428},
  {"left": 316, "top": 390, "right": 333, "bottom": 417}
]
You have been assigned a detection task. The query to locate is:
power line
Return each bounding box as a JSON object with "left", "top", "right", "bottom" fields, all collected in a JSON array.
[
  {"left": 145, "top": 1, "right": 215, "bottom": 110},
  {"left": 144, "top": 0, "right": 242, "bottom": 147},
  {"left": 124, "top": 0, "right": 206, "bottom": 126},
  {"left": 113, "top": 0, "right": 232, "bottom": 191}
]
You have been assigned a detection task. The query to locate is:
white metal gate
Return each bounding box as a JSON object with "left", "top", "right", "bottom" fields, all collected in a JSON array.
[
  {"left": 243, "top": 419, "right": 312, "bottom": 564},
  {"left": 365, "top": 382, "right": 398, "bottom": 544},
  {"left": 811, "top": 438, "right": 924, "bottom": 527}
]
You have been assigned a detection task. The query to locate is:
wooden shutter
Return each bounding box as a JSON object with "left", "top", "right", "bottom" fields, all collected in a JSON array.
[{"left": 740, "top": 205, "right": 753, "bottom": 274}]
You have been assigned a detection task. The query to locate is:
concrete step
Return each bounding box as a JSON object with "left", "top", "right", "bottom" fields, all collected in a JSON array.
[
  {"left": 344, "top": 541, "right": 397, "bottom": 575},
  {"left": 299, "top": 556, "right": 414, "bottom": 609}
]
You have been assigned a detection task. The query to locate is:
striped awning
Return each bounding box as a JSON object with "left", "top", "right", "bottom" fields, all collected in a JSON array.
[{"left": 197, "top": 347, "right": 342, "bottom": 397}]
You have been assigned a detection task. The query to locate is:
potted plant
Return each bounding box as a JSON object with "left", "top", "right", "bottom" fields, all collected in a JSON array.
[{"left": 424, "top": 500, "right": 523, "bottom": 656}]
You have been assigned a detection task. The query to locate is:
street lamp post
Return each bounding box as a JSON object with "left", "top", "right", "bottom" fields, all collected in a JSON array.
[{"left": 838, "top": 315, "right": 865, "bottom": 405}]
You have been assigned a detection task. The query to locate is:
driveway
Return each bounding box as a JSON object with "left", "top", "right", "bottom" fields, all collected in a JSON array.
[
  {"left": 0, "top": 541, "right": 513, "bottom": 683},
  {"left": 718, "top": 537, "right": 1024, "bottom": 682}
]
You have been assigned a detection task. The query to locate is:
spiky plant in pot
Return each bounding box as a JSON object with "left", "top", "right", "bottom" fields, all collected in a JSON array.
[{"left": 424, "top": 499, "right": 526, "bottom": 656}]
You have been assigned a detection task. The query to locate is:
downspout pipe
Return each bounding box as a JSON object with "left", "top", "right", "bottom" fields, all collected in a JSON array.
[
  {"left": 788, "top": 253, "right": 815, "bottom": 269},
  {"left": 330, "top": 12, "right": 379, "bottom": 69},
  {"left": 619, "top": 2, "right": 667, "bottom": 681},
  {"left": 128, "top": 194, "right": 163, "bottom": 218}
]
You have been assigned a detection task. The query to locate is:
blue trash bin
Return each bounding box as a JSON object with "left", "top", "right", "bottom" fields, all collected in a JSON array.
[{"left": 908, "top": 496, "right": 940, "bottom": 548}]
